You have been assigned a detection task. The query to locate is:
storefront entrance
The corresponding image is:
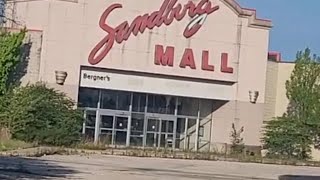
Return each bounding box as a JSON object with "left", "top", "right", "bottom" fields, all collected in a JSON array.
[
  {"left": 99, "top": 114, "right": 129, "bottom": 146},
  {"left": 80, "top": 87, "right": 215, "bottom": 151},
  {"left": 145, "top": 117, "right": 175, "bottom": 148}
]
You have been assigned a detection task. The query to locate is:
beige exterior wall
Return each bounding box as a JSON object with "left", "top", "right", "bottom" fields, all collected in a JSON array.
[
  {"left": 264, "top": 61, "right": 295, "bottom": 121},
  {"left": 264, "top": 62, "right": 295, "bottom": 120},
  {"left": 4, "top": 0, "right": 271, "bottom": 148},
  {"left": 263, "top": 61, "right": 279, "bottom": 122},
  {"left": 274, "top": 63, "right": 295, "bottom": 117},
  {"left": 7, "top": 29, "right": 43, "bottom": 86}
]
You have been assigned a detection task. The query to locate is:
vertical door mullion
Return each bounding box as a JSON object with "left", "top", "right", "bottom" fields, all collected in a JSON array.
[
  {"left": 158, "top": 118, "right": 162, "bottom": 148},
  {"left": 184, "top": 118, "right": 188, "bottom": 150},
  {"left": 112, "top": 115, "right": 116, "bottom": 145},
  {"left": 126, "top": 93, "right": 133, "bottom": 147}
]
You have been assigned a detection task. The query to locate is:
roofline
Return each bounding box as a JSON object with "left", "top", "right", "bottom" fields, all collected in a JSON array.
[
  {"left": 5, "top": 0, "right": 272, "bottom": 28},
  {"left": 222, "top": 0, "right": 273, "bottom": 28},
  {"left": 268, "top": 51, "right": 295, "bottom": 64},
  {"left": 268, "top": 51, "right": 282, "bottom": 62}
]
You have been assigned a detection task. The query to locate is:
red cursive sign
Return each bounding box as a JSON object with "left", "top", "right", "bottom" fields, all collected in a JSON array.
[{"left": 88, "top": 0, "right": 219, "bottom": 65}]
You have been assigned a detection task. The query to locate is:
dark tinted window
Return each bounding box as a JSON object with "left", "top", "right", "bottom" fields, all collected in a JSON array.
[
  {"left": 101, "top": 90, "right": 130, "bottom": 111},
  {"left": 78, "top": 88, "right": 99, "bottom": 108},
  {"left": 101, "top": 90, "right": 117, "bottom": 110},
  {"left": 177, "top": 97, "right": 199, "bottom": 117},
  {"left": 147, "top": 94, "right": 175, "bottom": 114},
  {"left": 132, "top": 93, "right": 146, "bottom": 112}
]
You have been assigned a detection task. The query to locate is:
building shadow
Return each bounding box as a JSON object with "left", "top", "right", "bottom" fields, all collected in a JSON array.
[
  {"left": 0, "top": 156, "right": 78, "bottom": 180},
  {"left": 9, "top": 41, "right": 32, "bottom": 86},
  {"left": 279, "top": 175, "right": 320, "bottom": 180}
]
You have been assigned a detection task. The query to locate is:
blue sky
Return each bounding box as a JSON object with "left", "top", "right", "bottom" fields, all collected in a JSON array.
[{"left": 238, "top": 0, "right": 320, "bottom": 61}]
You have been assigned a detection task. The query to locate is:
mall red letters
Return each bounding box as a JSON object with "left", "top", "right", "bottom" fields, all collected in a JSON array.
[
  {"left": 180, "top": 49, "right": 196, "bottom": 69},
  {"left": 201, "top": 50, "right": 214, "bottom": 71},
  {"left": 154, "top": 45, "right": 174, "bottom": 66},
  {"left": 155, "top": 45, "right": 234, "bottom": 73},
  {"left": 221, "top": 53, "right": 234, "bottom": 73},
  {"left": 88, "top": 0, "right": 219, "bottom": 65}
]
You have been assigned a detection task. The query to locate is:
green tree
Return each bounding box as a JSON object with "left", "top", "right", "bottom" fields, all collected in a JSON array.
[
  {"left": 0, "top": 29, "right": 26, "bottom": 95},
  {"left": 3, "top": 83, "right": 84, "bottom": 146},
  {"left": 263, "top": 48, "right": 320, "bottom": 160},
  {"left": 263, "top": 117, "right": 313, "bottom": 159}
]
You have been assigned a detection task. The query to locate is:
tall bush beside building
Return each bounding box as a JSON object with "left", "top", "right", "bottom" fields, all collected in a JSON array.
[
  {"left": 0, "top": 29, "right": 26, "bottom": 141},
  {"left": 0, "top": 29, "right": 26, "bottom": 95},
  {"left": 263, "top": 48, "right": 320, "bottom": 160},
  {"left": 3, "top": 83, "right": 84, "bottom": 146},
  {"left": 0, "top": 29, "right": 83, "bottom": 147}
]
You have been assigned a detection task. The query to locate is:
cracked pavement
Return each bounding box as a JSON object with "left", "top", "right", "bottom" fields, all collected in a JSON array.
[{"left": 1, "top": 155, "right": 320, "bottom": 179}]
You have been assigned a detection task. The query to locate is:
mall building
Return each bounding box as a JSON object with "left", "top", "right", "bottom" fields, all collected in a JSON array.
[{"left": 3, "top": 0, "right": 313, "bottom": 156}]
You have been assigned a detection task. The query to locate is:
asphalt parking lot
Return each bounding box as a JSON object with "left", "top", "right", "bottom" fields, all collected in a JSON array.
[{"left": 1, "top": 155, "right": 320, "bottom": 180}]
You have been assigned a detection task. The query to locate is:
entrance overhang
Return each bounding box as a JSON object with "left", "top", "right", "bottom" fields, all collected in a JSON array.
[{"left": 80, "top": 67, "right": 236, "bottom": 101}]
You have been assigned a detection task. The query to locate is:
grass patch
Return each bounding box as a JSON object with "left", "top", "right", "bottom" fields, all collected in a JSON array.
[{"left": 0, "top": 139, "right": 34, "bottom": 152}]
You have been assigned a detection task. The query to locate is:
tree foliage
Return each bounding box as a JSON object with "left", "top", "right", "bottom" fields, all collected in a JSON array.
[
  {"left": 263, "top": 48, "right": 320, "bottom": 160},
  {"left": 263, "top": 117, "right": 312, "bottom": 159},
  {"left": 1, "top": 83, "right": 84, "bottom": 146},
  {"left": 0, "top": 29, "right": 26, "bottom": 95}
]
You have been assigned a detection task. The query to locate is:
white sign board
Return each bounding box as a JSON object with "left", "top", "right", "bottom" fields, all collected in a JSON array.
[{"left": 80, "top": 69, "right": 235, "bottom": 101}]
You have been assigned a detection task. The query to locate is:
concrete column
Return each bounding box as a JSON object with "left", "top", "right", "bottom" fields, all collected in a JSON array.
[
  {"left": 173, "top": 119, "right": 177, "bottom": 150},
  {"left": 195, "top": 106, "right": 201, "bottom": 151},
  {"left": 184, "top": 118, "right": 188, "bottom": 150},
  {"left": 143, "top": 95, "right": 149, "bottom": 148},
  {"left": 195, "top": 117, "right": 200, "bottom": 151},
  {"left": 158, "top": 118, "right": 162, "bottom": 148},
  {"left": 82, "top": 110, "right": 87, "bottom": 134},
  {"left": 94, "top": 91, "right": 102, "bottom": 145},
  {"left": 173, "top": 98, "right": 179, "bottom": 150},
  {"left": 126, "top": 94, "right": 133, "bottom": 147},
  {"left": 94, "top": 110, "right": 100, "bottom": 144}
]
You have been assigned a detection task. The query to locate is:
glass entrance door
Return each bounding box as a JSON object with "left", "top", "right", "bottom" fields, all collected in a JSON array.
[
  {"left": 99, "top": 114, "right": 129, "bottom": 146},
  {"left": 146, "top": 117, "right": 175, "bottom": 148},
  {"left": 114, "top": 116, "right": 128, "bottom": 146},
  {"left": 100, "top": 115, "right": 113, "bottom": 145}
]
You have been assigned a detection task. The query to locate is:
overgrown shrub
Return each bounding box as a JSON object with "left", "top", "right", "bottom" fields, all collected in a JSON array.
[
  {"left": 2, "top": 82, "right": 83, "bottom": 146},
  {"left": 263, "top": 117, "right": 312, "bottom": 160},
  {"left": 230, "top": 123, "right": 245, "bottom": 154}
]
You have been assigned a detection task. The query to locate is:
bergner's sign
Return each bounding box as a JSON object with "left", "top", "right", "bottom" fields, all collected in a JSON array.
[
  {"left": 83, "top": 73, "right": 110, "bottom": 82},
  {"left": 89, "top": 0, "right": 234, "bottom": 74}
]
